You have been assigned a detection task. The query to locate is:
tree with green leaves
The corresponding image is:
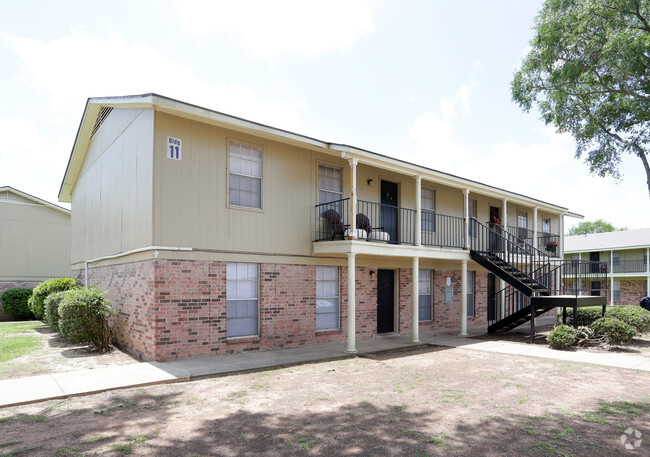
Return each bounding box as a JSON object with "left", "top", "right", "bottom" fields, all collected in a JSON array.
[
  {"left": 512, "top": 0, "right": 650, "bottom": 195},
  {"left": 566, "top": 218, "right": 627, "bottom": 235}
]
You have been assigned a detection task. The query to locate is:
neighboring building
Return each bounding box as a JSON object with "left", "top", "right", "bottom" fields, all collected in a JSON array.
[
  {"left": 565, "top": 229, "right": 650, "bottom": 305},
  {"left": 0, "top": 186, "right": 71, "bottom": 320},
  {"left": 58, "top": 94, "right": 599, "bottom": 361}
]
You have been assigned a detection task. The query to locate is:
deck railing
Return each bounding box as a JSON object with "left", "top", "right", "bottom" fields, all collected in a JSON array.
[
  {"left": 314, "top": 198, "right": 463, "bottom": 247},
  {"left": 611, "top": 259, "right": 648, "bottom": 274}
]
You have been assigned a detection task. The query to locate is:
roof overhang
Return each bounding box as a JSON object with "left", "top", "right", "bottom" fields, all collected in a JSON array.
[
  {"left": 1, "top": 186, "right": 70, "bottom": 215},
  {"left": 58, "top": 93, "right": 572, "bottom": 213}
]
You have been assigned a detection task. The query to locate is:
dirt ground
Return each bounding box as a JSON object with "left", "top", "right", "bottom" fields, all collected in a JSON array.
[
  {"left": 1, "top": 340, "right": 649, "bottom": 456},
  {"left": 0, "top": 325, "right": 136, "bottom": 380}
]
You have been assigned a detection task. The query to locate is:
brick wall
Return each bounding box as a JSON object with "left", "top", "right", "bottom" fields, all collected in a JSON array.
[
  {"left": 0, "top": 281, "right": 39, "bottom": 321},
  {"left": 85, "top": 259, "right": 490, "bottom": 360},
  {"left": 615, "top": 279, "right": 648, "bottom": 305}
]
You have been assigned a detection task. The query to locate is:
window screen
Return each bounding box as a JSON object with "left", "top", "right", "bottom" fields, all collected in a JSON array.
[
  {"left": 229, "top": 141, "right": 262, "bottom": 209},
  {"left": 226, "top": 262, "right": 259, "bottom": 337},
  {"left": 418, "top": 269, "right": 433, "bottom": 321},
  {"left": 316, "top": 266, "right": 340, "bottom": 330}
]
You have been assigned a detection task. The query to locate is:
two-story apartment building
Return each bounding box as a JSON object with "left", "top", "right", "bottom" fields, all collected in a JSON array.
[
  {"left": 565, "top": 229, "right": 650, "bottom": 305},
  {"left": 0, "top": 187, "right": 71, "bottom": 320},
  {"left": 58, "top": 94, "right": 600, "bottom": 361}
]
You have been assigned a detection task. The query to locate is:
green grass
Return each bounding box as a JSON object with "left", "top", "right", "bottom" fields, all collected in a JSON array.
[
  {"left": 82, "top": 435, "right": 113, "bottom": 444},
  {"left": 0, "top": 321, "right": 45, "bottom": 363},
  {"left": 0, "top": 321, "right": 45, "bottom": 336}
]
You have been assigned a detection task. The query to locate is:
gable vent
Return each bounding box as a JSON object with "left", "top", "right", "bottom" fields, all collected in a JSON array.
[
  {"left": 0, "top": 191, "right": 37, "bottom": 205},
  {"left": 90, "top": 107, "right": 114, "bottom": 138}
]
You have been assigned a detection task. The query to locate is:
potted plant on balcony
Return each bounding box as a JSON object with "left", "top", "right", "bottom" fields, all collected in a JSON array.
[
  {"left": 489, "top": 216, "right": 501, "bottom": 230},
  {"left": 546, "top": 241, "right": 558, "bottom": 254}
]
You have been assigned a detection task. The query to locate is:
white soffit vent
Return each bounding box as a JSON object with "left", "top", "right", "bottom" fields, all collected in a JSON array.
[
  {"left": 90, "top": 107, "right": 114, "bottom": 138},
  {"left": 0, "top": 190, "right": 37, "bottom": 205}
]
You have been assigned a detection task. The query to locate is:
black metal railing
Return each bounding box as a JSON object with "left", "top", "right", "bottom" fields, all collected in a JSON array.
[
  {"left": 421, "top": 212, "right": 465, "bottom": 248},
  {"left": 611, "top": 259, "right": 648, "bottom": 274},
  {"left": 506, "top": 226, "right": 534, "bottom": 245},
  {"left": 471, "top": 219, "right": 554, "bottom": 290},
  {"left": 538, "top": 232, "right": 560, "bottom": 256},
  {"left": 315, "top": 198, "right": 350, "bottom": 241},
  {"left": 358, "top": 199, "right": 416, "bottom": 245},
  {"left": 555, "top": 260, "right": 608, "bottom": 296},
  {"left": 490, "top": 285, "right": 529, "bottom": 326}
]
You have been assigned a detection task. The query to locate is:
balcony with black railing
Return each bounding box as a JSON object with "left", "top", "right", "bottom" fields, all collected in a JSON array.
[
  {"left": 611, "top": 259, "right": 648, "bottom": 274},
  {"left": 314, "top": 198, "right": 464, "bottom": 249}
]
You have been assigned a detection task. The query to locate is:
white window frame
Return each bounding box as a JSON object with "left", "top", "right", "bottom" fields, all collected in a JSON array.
[
  {"left": 467, "top": 271, "right": 475, "bottom": 317},
  {"left": 316, "top": 266, "right": 340, "bottom": 331},
  {"left": 318, "top": 163, "right": 343, "bottom": 217},
  {"left": 418, "top": 269, "right": 433, "bottom": 322},
  {"left": 226, "top": 262, "right": 260, "bottom": 338},
  {"left": 228, "top": 140, "right": 263, "bottom": 210},
  {"left": 542, "top": 217, "right": 551, "bottom": 233},
  {"left": 421, "top": 188, "right": 436, "bottom": 232},
  {"left": 613, "top": 279, "right": 621, "bottom": 301}
]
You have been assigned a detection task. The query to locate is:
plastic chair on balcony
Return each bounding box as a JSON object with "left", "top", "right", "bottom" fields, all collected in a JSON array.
[
  {"left": 323, "top": 209, "right": 346, "bottom": 240},
  {"left": 357, "top": 213, "right": 390, "bottom": 242}
]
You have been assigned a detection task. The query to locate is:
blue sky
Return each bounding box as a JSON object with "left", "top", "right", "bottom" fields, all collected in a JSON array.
[{"left": 1, "top": 0, "right": 648, "bottom": 230}]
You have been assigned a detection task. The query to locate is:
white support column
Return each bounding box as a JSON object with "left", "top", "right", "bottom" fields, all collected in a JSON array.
[
  {"left": 557, "top": 213, "right": 564, "bottom": 259},
  {"left": 346, "top": 253, "right": 357, "bottom": 353},
  {"left": 533, "top": 207, "right": 538, "bottom": 250},
  {"left": 412, "top": 257, "right": 420, "bottom": 343},
  {"left": 499, "top": 278, "right": 506, "bottom": 320},
  {"left": 502, "top": 199, "right": 508, "bottom": 234},
  {"left": 460, "top": 259, "right": 468, "bottom": 336},
  {"left": 463, "top": 189, "right": 470, "bottom": 249},
  {"left": 610, "top": 250, "right": 614, "bottom": 306},
  {"left": 415, "top": 176, "right": 422, "bottom": 246},
  {"left": 348, "top": 159, "right": 358, "bottom": 239}
]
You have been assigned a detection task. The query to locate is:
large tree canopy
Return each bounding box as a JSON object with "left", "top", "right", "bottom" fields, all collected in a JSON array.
[
  {"left": 512, "top": 0, "right": 650, "bottom": 195},
  {"left": 566, "top": 218, "right": 627, "bottom": 235}
]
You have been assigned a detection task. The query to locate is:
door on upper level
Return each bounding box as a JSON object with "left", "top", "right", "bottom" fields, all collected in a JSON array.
[{"left": 381, "top": 180, "right": 398, "bottom": 243}]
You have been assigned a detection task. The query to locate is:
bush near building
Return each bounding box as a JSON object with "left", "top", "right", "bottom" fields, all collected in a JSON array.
[
  {"left": 58, "top": 287, "right": 113, "bottom": 352},
  {"left": 0, "top": 288, "right": 34, "bottom": 319},
  {"left": 28, "top": 278, "right": 80, "bottom": 320}
]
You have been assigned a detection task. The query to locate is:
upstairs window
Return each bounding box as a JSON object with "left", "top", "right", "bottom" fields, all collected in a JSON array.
[
  {"left": 421, "top": 188, "right": 436, "bottom": 231},
  {"left": 318, "top": 164, "right": 343, "bottom": 216},
  {"left": 229, "top": 141, "right": 263, "bottom": 209},
  {"left": 542, "top": 217, "right": 551, "bottom": 233}
]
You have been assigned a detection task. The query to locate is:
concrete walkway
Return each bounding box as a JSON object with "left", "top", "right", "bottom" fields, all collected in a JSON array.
[{"left": 2, "top": 330, "right": 649, "bottom": 409}]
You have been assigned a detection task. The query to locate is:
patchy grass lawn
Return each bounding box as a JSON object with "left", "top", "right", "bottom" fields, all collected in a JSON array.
[
  {"left": 0, "top": 321, "right": 45, "bottom": 363},
  {"left": 1, "top": 345, "right": 648, "bottom": 456},
  {"left": 0, "top": 321, "right": 135, "bottom": 380}
]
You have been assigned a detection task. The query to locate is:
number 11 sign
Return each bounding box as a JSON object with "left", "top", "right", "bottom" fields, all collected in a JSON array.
[{"left": 167, "top": 136, "right": 182, "bottom": 160}]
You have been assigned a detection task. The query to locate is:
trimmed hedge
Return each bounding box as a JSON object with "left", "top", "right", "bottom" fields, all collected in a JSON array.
[
  {"left": 28, "top": 278, "right": 80, "bottom": 320},
  {"left": 591, "top": 317, "right": 636, "bottom": 346},
  {"left": 1, "top": 288, "right": 34, "bottom": 319},
  {"left": 58, "top": 288, "right": 113, "bottom": 351},
  {"left": 547, "top": 324, "right": 578, "bottom": 349},
  {"left": 605, "top": 305, "right": 650, "bottom": 334},
  {"left": 561, "top": 306, "right": 603, "bottom": 327},
  {"left": 44, "top": 291, "right": 69, "bottom": 332}
]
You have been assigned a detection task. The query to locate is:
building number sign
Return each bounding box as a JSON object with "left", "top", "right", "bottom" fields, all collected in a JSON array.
[{"left": 167, "top": 136, "right": 182, "bottom": 160}]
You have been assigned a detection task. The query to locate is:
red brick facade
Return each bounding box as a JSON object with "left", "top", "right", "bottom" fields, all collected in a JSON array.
[
  {"left": 613, "top": 279, "right": 648, "bottom": 305},
  {"left": 83, "top": 259, "right": 489, "bottom": 361}
]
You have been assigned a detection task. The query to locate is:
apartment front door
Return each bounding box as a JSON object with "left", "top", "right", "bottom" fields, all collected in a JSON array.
[
  {"left": 381, "top": 180, "right": 398, "bottom": 243},
  {"left": 377, "top": 269, "right": 395, "bottom": 333}
]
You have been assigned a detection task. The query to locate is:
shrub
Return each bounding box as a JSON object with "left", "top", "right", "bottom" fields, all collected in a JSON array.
[
  {"left": 1, "top": 288, "right": 34, "bottom": 319},
  {"left": 44, "top": 291, "right": 70, "bottom": 332},
  {"left": 605, "top": 305, "right": 650, "bottom": 334},
  {"left": 547, "top": 324, "right": 577, "bottom": 349},
  {"left": 562, "top": 306, "right": 603, "bottom": 327},
  {"left": 591, "top": 317, "right": 636, "bottom": 346},
  {"left": 28, "top": 278, "right": 80, "bottom": 321},
  {"left": 58, "top": 288, "right": 113, "bottom": 351}
]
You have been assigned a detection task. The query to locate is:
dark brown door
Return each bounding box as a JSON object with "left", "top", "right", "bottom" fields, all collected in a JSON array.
[
  {"left": 377, "top": 269, "right": 395, "bottom": 333},
  {"left": 487, "top": 273, "right": 496, "bottom": 322}
]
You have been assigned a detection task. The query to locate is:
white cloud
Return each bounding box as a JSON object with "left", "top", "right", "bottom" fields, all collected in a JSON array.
[
  {"left": 454, "top": 80, "right": 478, "bottom": 117},
  {"left": 407, "top": 112, "right": 471, "bottom": 171},
  {"left": 439, "top": 98, "right": 456, "bottom": 120},
  {"left": 473, "top": 60, "right": 482, "bottom": 69},
  {"left": 0, "top": 116, "right": 71, "bottom": 208},
  {"left": 173, "top": 0, "right": 375, "bottom": 59},
  {"left": 4, "top": 30, "right": 304, "bottom": 131}
]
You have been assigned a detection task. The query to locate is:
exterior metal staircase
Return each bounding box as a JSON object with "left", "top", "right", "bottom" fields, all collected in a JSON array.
[{"left": 469, "top": 220, "right": 607, "bottom": 337}]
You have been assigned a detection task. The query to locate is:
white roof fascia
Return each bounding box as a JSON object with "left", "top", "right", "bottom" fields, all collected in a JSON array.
[{"left": 1, "top": 186, "right": 70, "bottom": 215}]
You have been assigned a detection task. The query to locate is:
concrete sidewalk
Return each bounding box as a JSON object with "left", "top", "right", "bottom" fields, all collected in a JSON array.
[{"left": 1, "top": 330, "right": 649, "bottom": 409}]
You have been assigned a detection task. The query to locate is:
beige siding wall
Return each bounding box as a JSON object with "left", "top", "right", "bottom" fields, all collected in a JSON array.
[
  {"left": 0, "top": 201, "right": 70, "bottom": 280},
  {"left": 71, "top": 108, "right": 154, "bottom": 264},
  {"left": 153, "top": 112, "right": 321, "bottom": 255}
]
